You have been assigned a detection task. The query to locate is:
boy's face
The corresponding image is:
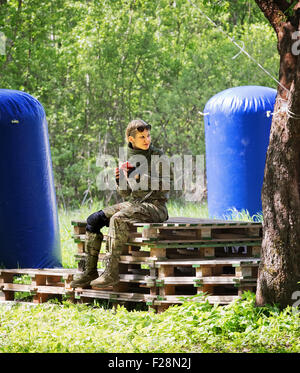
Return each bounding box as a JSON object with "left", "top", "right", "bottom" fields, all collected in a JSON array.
[{"left": 129, "top": 129, "right": 151, "bottom": 150}]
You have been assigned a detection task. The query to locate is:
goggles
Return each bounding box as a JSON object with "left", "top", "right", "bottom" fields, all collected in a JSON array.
[{"left": 136, "top": 124, "right": 151, "bottom": 132}]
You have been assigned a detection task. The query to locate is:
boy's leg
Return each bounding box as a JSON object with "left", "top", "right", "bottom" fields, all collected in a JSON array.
[
  {"left": 86, "top": 201, "right": 132, "bottom": 233},
  {"left": 90, "top": 201, "right": 168, "bottom": 288},
  {"left": 70, "top": 201, "right": 133, "bottom": 288},
  {"left": 90, "top": 212, "right": 132, "bottom": 287},
  {"left": 101, "top": 201, "right": 132, "bottom": 219},
  {"left": 70, "top": 231, "right": 104, "bottom": 288}
]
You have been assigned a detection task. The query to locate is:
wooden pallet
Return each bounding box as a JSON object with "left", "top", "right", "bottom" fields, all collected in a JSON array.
[
  {"left": 0, "top": 268, "right": 154, "bottom": 306},
  {"left": 70, "top": 217, "right": 262, "bottom": 311},
  {"left": 0, "top": 268, "right": 77, "bottom": 303},
  {"left": 74, "top": 240, "right": 261, "bottom": 272},
  {"left": 0, "top": 217, "right": 262, "bottom": 312},
  {"left": 72, "top": 217, "right": 262, "bottom": 242},
  {"left": 72, "top": 217, "right": 261, "bottom": 259},
  {"left": 0, "top": 257, "right": 260, "bottom": 308}
]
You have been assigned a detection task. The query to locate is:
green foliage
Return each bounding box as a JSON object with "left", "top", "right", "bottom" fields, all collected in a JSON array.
[
  {"left": 0, "top": 1, "right": 279, "bottom": 208},
  {"left": 284, "top": 1, "right": 298, "bottom": 17},
  {"left": 0, "top": 292, "right": 299, "bottom": 352}
]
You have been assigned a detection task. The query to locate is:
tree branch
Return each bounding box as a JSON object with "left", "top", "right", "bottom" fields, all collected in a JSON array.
[{"left": 255, "top": 0, "right": 286, "bottom": 34}]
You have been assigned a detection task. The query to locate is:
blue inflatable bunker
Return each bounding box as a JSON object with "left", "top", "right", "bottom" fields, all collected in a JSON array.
[
  {"left": 0, "top": 89, "right": 62, "bottom": 268},
  {"left": 204, "top": 86, "right": 277, "bottom": 219}
]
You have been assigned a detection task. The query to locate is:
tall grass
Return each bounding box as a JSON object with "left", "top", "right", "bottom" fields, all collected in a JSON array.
[{"left": 0, "top": 292, "right": 299, "bottom": 352}]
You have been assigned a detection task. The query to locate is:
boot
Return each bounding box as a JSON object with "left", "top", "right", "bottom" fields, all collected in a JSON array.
[
  {"left": 70, "top": 231, "right": 103, "bottom": 288},
  {"left": 90, "top": 252, "right": 120, "bottom": 288}
]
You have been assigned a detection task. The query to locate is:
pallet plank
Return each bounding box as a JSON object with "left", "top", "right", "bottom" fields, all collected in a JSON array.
[
  {"left": 154, "top": 257, "right": 260, "bottom": 266},
  {"left": 155, "top": 276, "right": 257, "bottom": 285}
]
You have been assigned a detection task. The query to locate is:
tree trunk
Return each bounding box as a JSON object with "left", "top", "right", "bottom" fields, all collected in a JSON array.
[{"left": 255, "top": 0, "right": 300, "bottom": 308}]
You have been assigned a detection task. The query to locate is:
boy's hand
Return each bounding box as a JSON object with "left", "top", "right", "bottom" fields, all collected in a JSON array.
[
  {"left": 120, "top": 161, "right": 135, "bottom": 176},
  {"left": 116, "top": 162, "right": 136, "bottom": 184}
]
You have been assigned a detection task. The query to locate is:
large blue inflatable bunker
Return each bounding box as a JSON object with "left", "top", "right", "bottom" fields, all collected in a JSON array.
[
  {"left": 204, "top": 85, "right": 277, "bottom": 219},
  {"left": 0, "top": 89, "right": 62, "bottom": 268}
]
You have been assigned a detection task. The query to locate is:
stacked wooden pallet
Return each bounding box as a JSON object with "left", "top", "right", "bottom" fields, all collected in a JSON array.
[
  {"left": 0, "top": 268, "right": 77, "bottom": 303},
  {"left": 0, "top": 217, "right": 262, "bottom": 312},
  {"left": 72, "top": 217, "right": 262, "bottom": 312}
]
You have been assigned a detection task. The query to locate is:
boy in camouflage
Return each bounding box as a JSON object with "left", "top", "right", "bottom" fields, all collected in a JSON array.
[{"left": 71, "top": 119, "right": 171, "bottom": 288}]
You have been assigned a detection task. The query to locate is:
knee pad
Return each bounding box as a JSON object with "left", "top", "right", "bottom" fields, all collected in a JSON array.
[{"left": 86, "top": 210, "right": 110, "bottom": 233}]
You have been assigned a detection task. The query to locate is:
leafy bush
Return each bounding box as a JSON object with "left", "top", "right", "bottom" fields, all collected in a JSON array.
[{"left": 0, "top": 292, "right": 299, "bottom": 352}]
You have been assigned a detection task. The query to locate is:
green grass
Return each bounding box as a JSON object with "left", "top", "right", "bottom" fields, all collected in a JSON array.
[
  {"left": 2, "top": 199, "right": 298, "bottom": 353},
  {"left": 0, "top": 292, "right": 299, "bottom": 353}
]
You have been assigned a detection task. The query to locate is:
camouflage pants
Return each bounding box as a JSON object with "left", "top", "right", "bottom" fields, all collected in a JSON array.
[{"left": 101, "top": 201, "right": 168, "bottom": 255}]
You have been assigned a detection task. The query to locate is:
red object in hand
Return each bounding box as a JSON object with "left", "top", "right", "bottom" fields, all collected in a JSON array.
[
  {"left": 116, "top": 162, "right": 135, "bottom": 183},
  {"left": 119, "top": 161, "right": 135, "bottom": 177},
  {"left": 120, "top": 161, "right": 134, "bottom": 171}
]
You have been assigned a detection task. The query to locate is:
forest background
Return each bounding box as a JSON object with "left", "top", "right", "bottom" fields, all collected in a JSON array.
[{"left": 0, "top": 0, "right": 278, "bottom": 210}]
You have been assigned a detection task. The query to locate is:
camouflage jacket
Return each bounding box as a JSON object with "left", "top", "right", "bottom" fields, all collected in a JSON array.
[{"left": 117, "top": 143, "right": 173, "bottom": 203}]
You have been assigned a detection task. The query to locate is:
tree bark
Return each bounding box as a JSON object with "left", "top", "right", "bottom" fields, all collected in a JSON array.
[{"left": 255, "top": 0, "right": 300, "bottom": 308}]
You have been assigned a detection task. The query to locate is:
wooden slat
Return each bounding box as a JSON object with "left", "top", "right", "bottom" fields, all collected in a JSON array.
[
  {"left": 1, "top": 283, "right": 32, "bottom": 292},
  {"left": 157, "top": 276, "right": 257, "bottom": 285},
  {"left": 128, "top": 240, "right": 261, "bottom": 248},
  {"left": 119, "top": 255, "right": 151, "bottom": 263},
  {"left": 129, "top": 251, "right": 150, "bottom": 257},
  {"left": 77, "top": 289, "right": 153, "bottom": 302},
  {"left": 0, "top": 283, "right": 72, "bottom": 295},
  {"left": 152, "top": 225, "right": 260, "bottom": 230},
  {"left": 32, "top": 286, "right": 69, "bottom": 295},
  {"left": 73, "top": 226, "right": 86, "bottom": 235},
  {"left": 156, "top": 294, "right": 240, "bottom": 304},
  {"left": 119, "top": 274, "right": 155, "bottom": 283},
  {"left": 112, "top": 274, "right": 258, "bottom": 285},
  {"left": 129, "top": 237, "right": 262, "bottom": 244},
  {"left": 155, "top": 257, "right": 260, "bottom": 266},
  {"left": 0, "top": 268, "right": 78, "bottom": 276},
  {"left": 132, "top": 217, "right": 262, "bottom": 228},
  {"left": 71, "top": 220, "right": 87, "bottom": 227}
]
